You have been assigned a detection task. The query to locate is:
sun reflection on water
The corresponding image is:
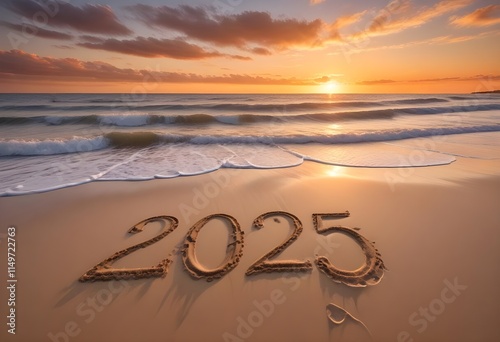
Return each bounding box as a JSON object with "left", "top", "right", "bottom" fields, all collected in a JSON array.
[{"left": 325, "top": 166, "right": 344, "bottom": 177}]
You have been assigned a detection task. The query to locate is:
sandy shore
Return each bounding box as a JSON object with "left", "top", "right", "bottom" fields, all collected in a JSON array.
[{"left": 1, "top": 157, "right": 500, "bottom": 342}]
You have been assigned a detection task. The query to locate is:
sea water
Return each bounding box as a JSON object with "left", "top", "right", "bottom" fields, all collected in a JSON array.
[{"left": 1, "top": 93, "right": 499, "bottom": 195}]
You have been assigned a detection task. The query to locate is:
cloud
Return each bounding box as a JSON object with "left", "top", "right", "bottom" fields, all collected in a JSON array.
[
  {"left": 53, "top": 45, "right": 74, "bottom": 50},
  {"left": 230, "top": 55, "right": 253, "bottom": 61},
  {"left": 0, "top": 49, "right": 141, "bottom": 81},
  {"left": 0, "top": 21, "right": 73, "bottom": 40},
  {"left": 413, "top": 75, "right": 500, "bottom": 82},
  {"left": 128, "top": 5, "right": 323, "bottom": 50},
  {"left": 328, "top": 11, "right": 367, "bottom": 40},
  {"left": 0, "top": 49, "right": 308, "bottom": 85},
  {"left": 78, "top": 37, "right": 249, "bottom": 60},
  {"left": 3, "top": 49, "right": 497, "bottom": 88},
  {"left": 314, "top": 76, "right": 331, "bottom": 83},
  {"left": 249, "top": 47, "right": 273, "bottom": 55},
  {"left": 310, "top": 0, "right": 326, "bottom": 5},
  {"left": 1, "top": 0, "right": 132, "bottom": 35},
  {"left": 344, "top": 30, "right": 500, "bottom": 54},
  {"left": 354, "top": 0, "right": 474, "bottom": 38},
  {"left": 78, "top": 37, "right": 252, "bottom": 60},
  {"left": 357, "top": 79, "right": 396, "bottom": 85},
  {"left": 409, "top": 77, "right": 459, "bottom": 82},
  {"left": 358, "top": 75, "right": 500, "bottom": 85},
  {"left": 450, "top": 5, "right": 500, "bottom": 27},
  {"left": 80, "top": 35, "right": 106, "bottom": 44}
]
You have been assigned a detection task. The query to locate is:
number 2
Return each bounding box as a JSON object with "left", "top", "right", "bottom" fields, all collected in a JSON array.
[
  {"left": 246, "top": 211, "right": 313, "bottom": 276},
  {"left": 79, "top": 216, "right": 178, "bottom": 282}
]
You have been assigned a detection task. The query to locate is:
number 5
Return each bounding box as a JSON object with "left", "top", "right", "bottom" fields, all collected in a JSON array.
[{"left": 313, "top": 212, "right": 386, "bottom": 287}]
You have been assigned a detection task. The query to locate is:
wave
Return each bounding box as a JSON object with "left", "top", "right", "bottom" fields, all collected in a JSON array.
[
  {"left": 50, "top": 98, "right": 146, "bottom": 104},
  {"left": 2, "top": 124, "right": 500, "bottom": 156},
  {"left": 0, "top": 116, "right": 44, "bottom": 125},
  {"left": 181, "top": 124, "right": 500, "bottom": 145},
  {"left": 447, "top": 96, "right": 474, "bottom": 101},
  {"left": 0, "top": 137, "right": 107, "bottom": 156},
  {"left": 0, "top": 97, "right": 452, "bottom": 113},
  {"left": 0, "top": 105, "right": 52, "bottom": 111},
  {"left": 398, "top": 104, "right": 500, "bottom": 114},
  {"left": 2, "top": 103, "right": 500, "bottom": 127},
  {"left": 387, "top": 97, "right": 448, "bottom": 104}
]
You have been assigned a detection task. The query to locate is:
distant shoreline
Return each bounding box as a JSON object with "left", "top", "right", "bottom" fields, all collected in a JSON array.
[{"left": 472, "top": 90, "right": 500, "bottom": 94}]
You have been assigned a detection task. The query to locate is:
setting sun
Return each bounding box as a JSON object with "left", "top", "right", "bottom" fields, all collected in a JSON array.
[
  {"left": 322, "top": 81, "right": 341, "bottom": 94},
  {"left": 0, "top": 0, "right": 498, "bottom": 93}
]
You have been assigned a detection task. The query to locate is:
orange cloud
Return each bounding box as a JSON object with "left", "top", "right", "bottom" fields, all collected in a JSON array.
[
  {"left": 355, "top": 0, "right": 473, "bottom": 38},
  {"left": 248, "top": 47, "right": 272, "bottom": 55},
  {"left": 0, "top": 49, "right": 310, "bottom": 85},
  {"left": 450, "top": 5, "right": 500, "bottom": 27},
  {"left": 129, "top": 5, "right": 324, "bottom": 51},
  {"left": 358, "top": 75, "right": 500, "bottom": 85},
  {"left": 349, "top": 30, "right": 500, "bottom": 53},
  {"left": 1, "top": 0, "right": 132, "bottom": 35},
  {"left": 328, "top": 11, "right": 367, "bottom": 40},
  {"left": 78, "top": 37, "right": 251, "bottom": 60},
  {"left": 357, "top": 79, "right": 396, "bottom": 85},
  {"left": 335, "top": 11, "right": 367, "bottom": 28}
]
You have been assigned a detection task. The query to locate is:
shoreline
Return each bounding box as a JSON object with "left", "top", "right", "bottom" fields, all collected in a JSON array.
[
  {"left": 2, "top": 151, "right": 499, "bottom": 198},
  {"left": 1, "top": 157, "right": 499, "bottom": 341}
]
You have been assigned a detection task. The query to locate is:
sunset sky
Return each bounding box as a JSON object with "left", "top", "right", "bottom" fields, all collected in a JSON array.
[{"left": 0, "top": 0, "right": 499, "bottom": 93}]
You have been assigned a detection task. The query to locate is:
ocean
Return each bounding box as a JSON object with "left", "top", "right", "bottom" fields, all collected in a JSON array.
[{"left": 1, "top": 93, "right": 499, "bottom": 196}]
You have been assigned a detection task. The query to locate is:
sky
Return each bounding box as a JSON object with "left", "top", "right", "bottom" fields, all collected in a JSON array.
[{"left": 0, "top": 0, "right": 499, "bottom": 93}]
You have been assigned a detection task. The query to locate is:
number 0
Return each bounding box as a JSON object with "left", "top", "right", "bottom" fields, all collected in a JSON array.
[{"left": 182, "top": 214, "right": 244, "bottom": 282}]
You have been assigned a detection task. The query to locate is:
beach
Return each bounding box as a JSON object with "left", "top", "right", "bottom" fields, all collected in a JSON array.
[
  {"left": 1, "top": 156, "right": 499, "bottom": 342},
  {"left": 0, "top": 0, "right": 500, "bottom": 342},
  {"left": 1, "top": 0, "right": 499, "bottom": 339}
]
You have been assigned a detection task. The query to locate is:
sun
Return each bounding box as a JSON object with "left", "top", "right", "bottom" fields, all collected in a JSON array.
[{"left": 322, "top": 81, "right": 341, "bottom": 94}]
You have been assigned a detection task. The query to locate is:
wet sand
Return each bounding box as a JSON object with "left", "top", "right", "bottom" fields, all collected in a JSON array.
[{"left": 1, "top": 157, "right": 499, "bottom": 342}]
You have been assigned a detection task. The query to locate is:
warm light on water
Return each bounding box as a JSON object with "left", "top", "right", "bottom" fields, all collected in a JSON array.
[
  {"left": 325, "top": 166, "right": 344, "bottom": 178},
  {"left": 326, "top": 123, "right": 342, "bottom": 134},
  {"left": 1, "top": 93, "right": 500, "bottom": 196}
]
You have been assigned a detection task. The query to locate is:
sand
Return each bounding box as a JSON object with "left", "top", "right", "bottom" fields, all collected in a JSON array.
[{"left": 1, "top": 157, "right": 500, "bottom": 342}]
